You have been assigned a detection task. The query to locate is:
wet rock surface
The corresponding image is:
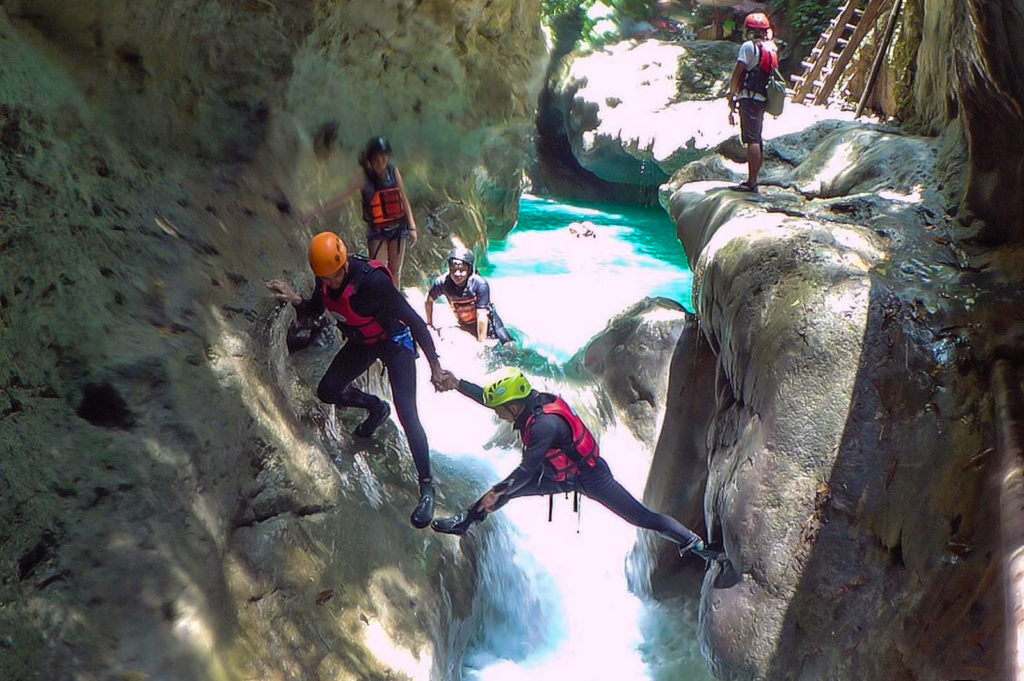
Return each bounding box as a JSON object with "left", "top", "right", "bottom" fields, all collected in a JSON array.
[
  {"left": 573, "top": 297, "right": 690, "bottom": 444},
  {"left": 0, "top": 2, "right": 544, "bottom": 679},
  {"left": 654, "top": 118, "right": 1023, "bottom": 680}
]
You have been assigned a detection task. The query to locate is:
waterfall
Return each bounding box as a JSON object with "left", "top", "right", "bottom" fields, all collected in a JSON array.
[{"left": 409, "top": 196, "right": 712, "bottom": 680}]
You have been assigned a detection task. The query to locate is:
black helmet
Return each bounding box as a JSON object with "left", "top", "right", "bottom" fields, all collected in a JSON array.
[
  {"left": 364, "top": 135, "right": 392, "bottom": 159},
  {"left": 447, "top": 248, "right": 475, "bottom": 274}
]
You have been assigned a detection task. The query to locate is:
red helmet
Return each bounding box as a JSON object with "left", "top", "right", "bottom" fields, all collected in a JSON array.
[{"left": 745, "top": 12, "right": 771, "bottom": 31}]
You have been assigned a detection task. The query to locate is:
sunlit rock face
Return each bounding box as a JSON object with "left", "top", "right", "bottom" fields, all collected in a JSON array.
[
  {"left": 658, "top": 121, "right": 1022, "bottom": 679},
  {"left": 573, "top": 297, "right": 690, "bottom": 444},
  {"left": 910, "top": 0, "right": 1024, "bottom": 242},
  {"left": 532, "top": 39, "right": 737, "bottom": 204},
  {"left": 0, "top": 2, "right": 543, "bottom": 679}
]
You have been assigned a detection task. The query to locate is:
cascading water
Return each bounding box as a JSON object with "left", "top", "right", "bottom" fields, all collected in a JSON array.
[
  {"left": 481, "top": 196, "right": 694, "bottom": 362},
  {"left": 413, "top": 196, "right": 714, "bottom": 680}
]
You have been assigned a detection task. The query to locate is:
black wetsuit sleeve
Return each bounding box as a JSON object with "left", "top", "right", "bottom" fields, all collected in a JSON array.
[
  {"left": 427, "top": 276, "right": 445, "bottom": 301},
  {"left": 495, "top": 413, "right": 565, "bottom": 497},
  {"left": 293, "top": 282, "right": 325, "bottom": 317},
  {"left": 354, "top": 269, "right": 441, "bottom": 367},
  {"left": 473, "top": 277, "right": 491, "bottom": 308},
  {"left": 456, "top": 380, "right": 487, "bottom": 406}
]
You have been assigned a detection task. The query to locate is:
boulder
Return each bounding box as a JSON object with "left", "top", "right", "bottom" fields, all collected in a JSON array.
[
  {"left": 532, "top": 39, "right": 738, "bottom": 202},
  {"left": 574, "top": 297, "right": 690, "bottom": 443},
  {"left": 652, "top": 119, "right": 1021, "bottom": 678}
]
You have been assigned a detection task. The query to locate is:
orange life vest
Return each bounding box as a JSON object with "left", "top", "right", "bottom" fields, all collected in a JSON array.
[
  {"left": 368, "top": 187, "right": 406, "bottom": 229},
  {"left": 449, "top": 295, "right": 478, "bottom": 325},
  {"left": 521, "top": 396, "right": 600, "bottom": 482},
  {"left": 322, "top": 258, "right": 400, "bottom": 344}
]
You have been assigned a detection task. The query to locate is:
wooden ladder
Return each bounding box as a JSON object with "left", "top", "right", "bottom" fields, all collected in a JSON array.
[{"left": 790, "top": 0, "right": 893, "bottom": 106}]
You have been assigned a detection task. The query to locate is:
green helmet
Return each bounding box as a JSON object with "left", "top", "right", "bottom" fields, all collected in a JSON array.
[{"left": 483, "top": 368, "right": 532, "bottom": 408}]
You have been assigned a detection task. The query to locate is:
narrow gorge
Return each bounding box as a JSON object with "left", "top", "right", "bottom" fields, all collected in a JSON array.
[{"left": 2, "top": 2, "right": 1023, "bottom": 681}]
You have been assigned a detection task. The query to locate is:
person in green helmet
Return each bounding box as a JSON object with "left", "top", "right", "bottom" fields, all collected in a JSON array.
[{"left": 431, "top": 368, "right": 710, "bottom": 557}]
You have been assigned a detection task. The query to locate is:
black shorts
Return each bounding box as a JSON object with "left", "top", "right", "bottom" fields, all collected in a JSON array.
[
  {"left": 739, "top": 98, "right": 766, "bottom": 145},
  {"left": 367, "top": 221, "right": 409, "bottom": 243}
]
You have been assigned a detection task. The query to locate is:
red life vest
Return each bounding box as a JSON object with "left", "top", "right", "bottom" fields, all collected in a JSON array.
[
  {"left": 522, "top": 396, "right": 600, "bottom": 482},
  {"left": 321, "top": 259, "right": 398, "bottom": 344},
  {"left": 449, "top": 295, "right": 478, "bottom": 325},
  {"left": 368, "top": 187, "right": 406, "bottom": 229}
]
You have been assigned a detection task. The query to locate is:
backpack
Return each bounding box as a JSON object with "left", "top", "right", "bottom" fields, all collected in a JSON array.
[
  {"left": 765, "top": 66, "right": 786, "bottom": 116},
  {"left": 743, "top": 42, "right": 784, "bottom": 116}
]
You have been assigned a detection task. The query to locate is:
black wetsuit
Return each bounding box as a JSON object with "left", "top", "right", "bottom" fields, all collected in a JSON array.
[
  {"left": 294, "top": 262, "right": 438, "bottom": 482},
  {"left": 427, "top": 274, "right": 513, "bottom": 344},
  {"left": 455, "top": 382, "right": 698, "bottom": 544}
]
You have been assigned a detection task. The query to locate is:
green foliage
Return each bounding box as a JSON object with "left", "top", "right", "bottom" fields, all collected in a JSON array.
[
  {"left": 768, "top": 0, "right": 844, "bottom": 59},
  {"left": 541, "top": 0, "right": 591, "bottom": 21},
  {"left": 891, "top": 0, "right": 922, "bottom": 124},
  {"left": 540, "top": 0, "right": 655, "bottom": 31}
]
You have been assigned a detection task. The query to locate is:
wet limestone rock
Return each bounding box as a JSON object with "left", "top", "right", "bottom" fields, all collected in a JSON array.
[
  {"left": 652, "top": 118, "right": 1021, "bottom": 679},
  {"left": 574, "top": 297, "right": 690, "bottom": 444},
  {"left": 532, "top": 39, "right": 738, "bottom": 202},
  {"left": 909, "top": 0, "right": 1024, "bottom": 242},
  {"left": 642, "top": 314, "right": 718, "bottom": 571},
  {"left": 0, "top": 2, "right": 544, "bottom": 679}
]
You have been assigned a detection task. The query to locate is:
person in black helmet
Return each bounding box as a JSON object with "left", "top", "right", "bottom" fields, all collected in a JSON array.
[
  {"left": 303, "top": 135, "right": 417, "bottom": 285},
  {"left": 425, "top": 248, "right": 514, "bottom": 345}
]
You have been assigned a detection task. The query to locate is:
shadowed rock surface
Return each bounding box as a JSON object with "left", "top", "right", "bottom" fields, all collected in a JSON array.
[{"left": 0, "top": 2, "right": 544, "bottom": 679}]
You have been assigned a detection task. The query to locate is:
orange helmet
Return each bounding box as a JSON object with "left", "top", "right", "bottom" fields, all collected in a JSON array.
[
  {"left": 745, "top": 12, "right": 771, "bottom": 31},
  {"left": 308, "top": 232, "right": 347, "bottom": 277}
]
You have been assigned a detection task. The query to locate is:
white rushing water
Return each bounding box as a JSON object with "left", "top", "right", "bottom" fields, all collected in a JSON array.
[{"left": 405, "top": 196, "right": 712, "bottom": 680}]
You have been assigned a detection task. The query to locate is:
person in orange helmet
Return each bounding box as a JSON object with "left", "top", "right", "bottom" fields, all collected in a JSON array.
[{"left": 267, "top": 232, "right": 449, "bottom": 528}]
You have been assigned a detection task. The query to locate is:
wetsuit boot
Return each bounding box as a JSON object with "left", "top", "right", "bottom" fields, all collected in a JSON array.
[
  {"left": 354, "top": 398, "right": 391, "bottom": 437},
  {"left": 658, "top": 528, "right": 704, "bottom": 557},
  {"left": 410, "top": 480, "right": 435, "bottom": 529},
  {"left": 431, "top": 509, "right": 485, "bottom": 536}
]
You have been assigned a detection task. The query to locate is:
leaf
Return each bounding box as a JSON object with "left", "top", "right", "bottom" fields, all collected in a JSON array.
[{"left": 316, "top": 589, "right": 334, "bottom": 605}]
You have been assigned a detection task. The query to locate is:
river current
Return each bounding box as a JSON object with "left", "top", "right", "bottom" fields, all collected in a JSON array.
[{"left": 414, "top": 195, "right": 713, "bottom": 681}]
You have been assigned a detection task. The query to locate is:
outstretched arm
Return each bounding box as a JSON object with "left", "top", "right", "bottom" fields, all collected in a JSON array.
[
  {"left": 394, "top": 167, "right": 417, "bottom": 244},
  {"left": 476, "top": 415, "right": 561, "bottom": 512},
  {"left": 475, "top": 308, "right": 490, "bottom": 342},
  {"left": 302, "top": 172, "right": 363, "bottom": 224},
  {"left": 424, "top": 296, "right": 436, "bottom": 329}
]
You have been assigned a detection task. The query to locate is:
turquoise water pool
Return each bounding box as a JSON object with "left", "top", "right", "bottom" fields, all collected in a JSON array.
[{"left": 480, "top": 195, "right": 693, "bottom": 361}]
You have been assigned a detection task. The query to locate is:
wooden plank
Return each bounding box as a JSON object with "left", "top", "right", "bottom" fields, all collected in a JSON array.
[
  {"left": 813, "top": 0, "right": 892, "bottom": 105},
  {"left": 856, "top": 0, "right": 903, "bottom": 117},
  {"left": 793, "top": 0, "right": 864, "bottom": 100}
]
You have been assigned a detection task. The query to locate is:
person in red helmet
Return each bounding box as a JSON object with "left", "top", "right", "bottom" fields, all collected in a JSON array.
[
  {"left": 726, "top": 12, "right": 779, "bottom": 193},
  {"left": 266, "top": 232, "right": 447, "bottom": 529}
]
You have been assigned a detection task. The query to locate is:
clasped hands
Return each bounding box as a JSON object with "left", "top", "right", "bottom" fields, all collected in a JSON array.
[{"left": 430, "top": 367, "right": 459, "bottom": 392}]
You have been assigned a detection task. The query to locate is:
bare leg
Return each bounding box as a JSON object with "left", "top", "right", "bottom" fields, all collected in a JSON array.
[
  {"left": 386, "top": 237, "right": 405, "bottom": 286},
  {"left": 747, "top": 141, "right": 762, "bottom": 186}
]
